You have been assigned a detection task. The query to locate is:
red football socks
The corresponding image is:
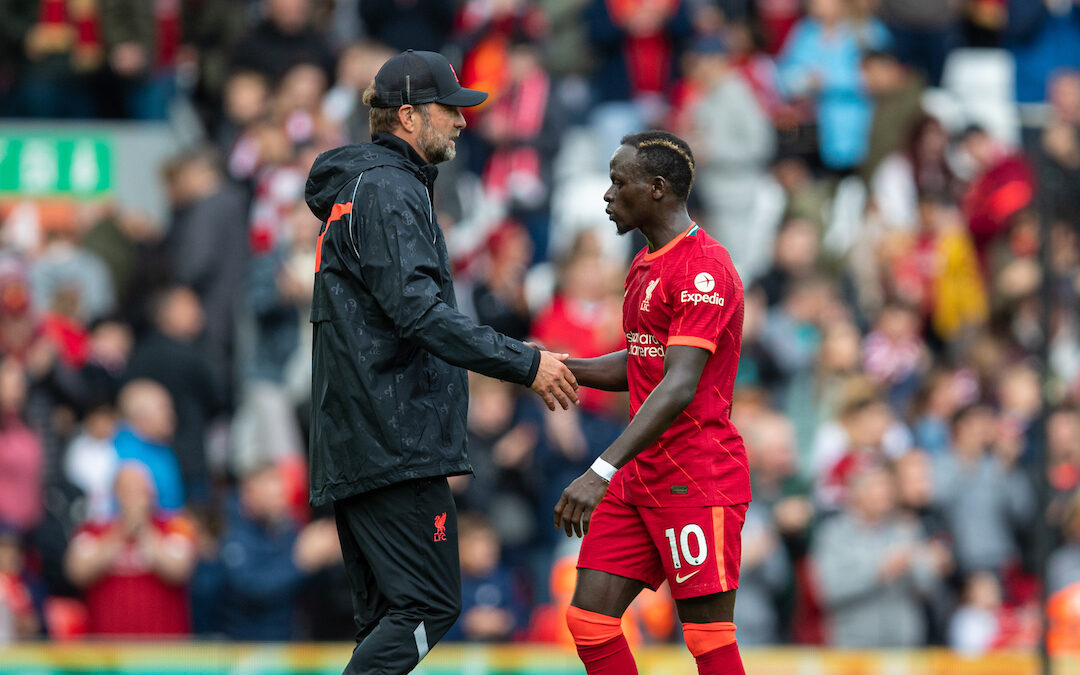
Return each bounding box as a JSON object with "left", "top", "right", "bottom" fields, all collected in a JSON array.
[
  {"left": 575, "top": 632, "right": 639, "bottom": 675},
  {"left": 694, "top": 641, "right": 745, "bottom": 675}
]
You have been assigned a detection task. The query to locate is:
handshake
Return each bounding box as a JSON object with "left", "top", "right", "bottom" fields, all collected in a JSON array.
[{"left": 526, "top": 343, "right": 580, "bottom": 411}]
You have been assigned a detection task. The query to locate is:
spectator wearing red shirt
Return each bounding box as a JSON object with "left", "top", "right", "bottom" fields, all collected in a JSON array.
[
  {"left": 0, "top": 358, "right": 43, "bottom": 533},
  {"left": 64, "top": 462, "right": 196, "bottom": 637},
  {"left": 958, "top": 126, "right": 1035, "bottom": 270}
]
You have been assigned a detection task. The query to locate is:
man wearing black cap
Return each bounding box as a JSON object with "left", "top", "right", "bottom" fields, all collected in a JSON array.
[{"left": 304, "top": 50, "right": 579, "bottom": 674}]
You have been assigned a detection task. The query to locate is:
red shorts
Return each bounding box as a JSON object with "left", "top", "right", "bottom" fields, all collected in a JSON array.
[{"left": 577, "top": 490, "right": 748, "bottom": 600}]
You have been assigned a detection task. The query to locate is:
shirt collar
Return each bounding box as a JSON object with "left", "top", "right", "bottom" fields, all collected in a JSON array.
[{"left": 373, "top": 132, "right": 438, "bottom": 183}]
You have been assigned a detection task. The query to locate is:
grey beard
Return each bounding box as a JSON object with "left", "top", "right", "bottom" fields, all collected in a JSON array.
[{"left": 419, "top": 130, "right": 455, "bottom": 164}]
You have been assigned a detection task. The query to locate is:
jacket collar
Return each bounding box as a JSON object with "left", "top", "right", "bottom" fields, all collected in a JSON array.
[{"left": 373, "top": 133, "right": 439, "bottom": 185}]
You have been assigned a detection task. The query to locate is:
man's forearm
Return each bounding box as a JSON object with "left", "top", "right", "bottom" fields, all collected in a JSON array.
[{"left": 565, "top": 350, "right": 628, "bottom": 391}]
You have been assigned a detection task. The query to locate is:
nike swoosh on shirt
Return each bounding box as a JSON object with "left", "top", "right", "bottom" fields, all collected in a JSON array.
[{"left": 674, "top": 569, "right": 701, "bottom": 584}]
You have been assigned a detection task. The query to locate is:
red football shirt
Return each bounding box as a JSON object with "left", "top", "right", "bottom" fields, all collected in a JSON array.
[
  {"left": 75, "top": 517, "right": 194, "bottom": 636},
  {"left": 609, "top": 223, "right": 751, "bottom": 507}
]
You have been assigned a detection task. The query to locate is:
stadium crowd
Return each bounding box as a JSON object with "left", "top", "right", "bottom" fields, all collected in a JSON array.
[{"left": 2, "top": 0, "right": 1080, "bottom": 655}]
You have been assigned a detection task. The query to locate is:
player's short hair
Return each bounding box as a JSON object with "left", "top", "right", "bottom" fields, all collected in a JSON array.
[
  {"left": 364, "top": 81, "right": 400, "bottom": 136},
  {"left": 620, "top": 130, "right": 695, "bottom": 201}
]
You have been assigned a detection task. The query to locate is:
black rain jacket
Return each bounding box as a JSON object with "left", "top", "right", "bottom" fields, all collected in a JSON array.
[{"left": 304, "top": 134, "right": 540, "bottom": 506}]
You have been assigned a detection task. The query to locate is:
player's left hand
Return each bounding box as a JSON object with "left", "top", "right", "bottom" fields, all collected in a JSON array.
[{"left": 553, "top": 471, "right": 609, "bottom": 538}]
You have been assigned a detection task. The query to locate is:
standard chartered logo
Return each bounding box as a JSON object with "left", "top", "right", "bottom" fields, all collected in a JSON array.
[{"left": 626, "top": 331, "right": 665, "bottom": 358}]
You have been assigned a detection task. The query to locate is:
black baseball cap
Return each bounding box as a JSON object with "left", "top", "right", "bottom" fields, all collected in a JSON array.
[{"left": 371, "top": 49, "right": 488, "bottom": 109}]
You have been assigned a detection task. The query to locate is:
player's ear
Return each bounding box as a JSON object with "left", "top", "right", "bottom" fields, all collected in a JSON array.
[
  {"left": 651, "top": 176, "right": 666, "bottom": 200},
  {"left": 398, "top": 105, "right": 417, "bottom": 133}
]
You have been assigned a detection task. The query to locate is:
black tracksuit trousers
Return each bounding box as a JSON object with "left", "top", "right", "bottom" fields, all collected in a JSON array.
[{"left": 333, "top": 477, "right": 461, "bottom": 674}]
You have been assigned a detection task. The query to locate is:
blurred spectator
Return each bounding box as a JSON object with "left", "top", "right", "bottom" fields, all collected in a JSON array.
[
  {"left": 769, "top": 155, "right": 833, "bottom": 240},
  {"left": 98, "top": 0, "right": 185, "bottom": 120},
  {"left": 218, "top": 462, "right": 339, "bottom": 641},
  {"left": 64, "top": 405, "right": 120, "bottom": 522},
  {"left": 734, "top": 501, "right": 792, "bottom": 646},
  {"left": 113, "top": 379, "right": 184, "bottom": 512},
  {"left": 744, "top": 411, "right": 814, "bottom": 541},
  {"left": 1045, "top": 407, "right": 1080, "bottom": 530},
  {"left": 784, "top": 317, "right": 864, "bottom": 466},
  {"left": 885, "top": 196, "right": 988, "bottom": 343},
  {"left": 948, "top": 570, "right": 1005, "bottom": 655},
  {"left": 126, "top": 287, "right": 222, "bottom": 499},
  {"left": 1034, "top": 70, "right": 1080, "bottom": 227},
  {"left": 64, "top": 462, "right": 196, "bottom": 636},
  {"left": 216, "top": 69, "right": 272, "bottom": 158},
  {"left": 470, "top": 223, "right": 534, "bottom": 341},
  {"left": 753, "top": 218, "right": 821, "bottom": 307},
  {"left": 322, "top": 41, "right": 395, "bottom": 143},
  {"left": 871, "top": 115, "right": 956, "bottom": 232},
  {"left": 895, "top": 448, "right": 954, "bottom": 643},
  {"left": 531, "top": 233, "right": 625, "bottom": 416},
  {"left": 1005, "top": 0, "right": 1080, "bottom": 105},
  {"left": 932, "top": 403, "right": 1034, "bottom": 576},
  {"left": 957, "top": 125, "right": 1035, "bottom": 267},
  {"left": 812, "top": 464, "right": 947, "bottom": 647},
  {"left": 0, "top": 358, "right": 44, "bottom": 532},
  {"left": 230, "top": 0, "right": 334, "bottom": 83},
  {"left": 29, "top": 207, "right": 116, "bottom": 327},
  {"left": 1049, "top": 491, "right": 1080, "bottom": 595},
  {"left": 1048, "top": 491, "right": 1080, "bottom": 654},
  {"left": 159, "top": 147, "right": 249, "bottom": 382},
  {"left": 910, "top": 368, "right": 968, "bottom": 455},
  {"left": 1, "top": 0, "right": 102, "bottom": 117},
  {"left": 445, "top": 512, "right": 523, "bottom": 642},
  {"left": 359, "top": 0, "right": 455, "bottom": 54},
  {"left": 473, "top": 37, "right": 564, "bottom": 259},
  {"left": 777, "top": 0, "right": 890, "bottom": 171},
  {"left": 859, "top": 50, "right": 926, "bottom": 180},
  {"left": 585, "top": 0, "right": 693, "bottom": 146},
  {"left": 0, "top": 524, "right": 44, "bottom": 643},
  {"left": 876, "top": 0, "right": 960, "bottom": 86},
  {"left": 688, "top": 38, "right": 778, "bottom": 281},
  {"left": 811, "top": 377, "right": 911, "bottom": 510},
  {"left": 761, "top": 274, "right": 833, "bottom": 390},
  {"left": 862, "top": 301, "right": 927, "bottom": 410}
]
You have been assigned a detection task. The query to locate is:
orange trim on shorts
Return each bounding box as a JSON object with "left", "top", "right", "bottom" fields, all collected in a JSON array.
[
  {"left": 667, "top": 335, "right": 717, "bottom": 353},
  {"left": 712, "top": 506, "right": 727, "bottom": 591},
  {"left": 682, "top": 621, "right": 737, "bottom": 657},
  {"left": 566, "top": 605, "right": 624, "bottom": 647},
  {"left": 314, "top": 201, "right": 352, "bottom": 273}
]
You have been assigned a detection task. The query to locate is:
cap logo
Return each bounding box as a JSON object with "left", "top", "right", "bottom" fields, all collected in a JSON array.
[{"left": 448, "top": 62, "right": 460, "bottom": 84}]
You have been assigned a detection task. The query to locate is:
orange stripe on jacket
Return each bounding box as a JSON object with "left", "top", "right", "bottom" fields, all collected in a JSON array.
[{"left": 314, "top": 201, "right": 352, "bottom": 273}]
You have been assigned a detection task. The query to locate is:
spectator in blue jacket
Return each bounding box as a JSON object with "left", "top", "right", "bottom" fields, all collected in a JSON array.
[
  {"left": 113, "top": 380, "right": 184, "bottom": 512},
  {"left": 218, "top": 462, "right": 340, "bottom": 641},
  {"left": 778, "top": 0, "right": 890, "bottom": 171},
  {"left": 444, "top": 512, "right": 525, "bottom": 642}
]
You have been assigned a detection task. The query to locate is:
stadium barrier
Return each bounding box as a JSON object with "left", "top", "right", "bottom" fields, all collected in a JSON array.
[{"left": 1, "top": 643, "right": 1079, "bottom": 675}]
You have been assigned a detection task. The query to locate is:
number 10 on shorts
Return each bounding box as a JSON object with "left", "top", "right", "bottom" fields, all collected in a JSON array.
[{"left": 664, "top": 524, "right": 707, "bottom": 569}]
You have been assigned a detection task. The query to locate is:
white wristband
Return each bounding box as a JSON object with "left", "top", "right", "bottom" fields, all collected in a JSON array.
[{"left": 590, "top": 457, "right": 617, "bottom": 483}]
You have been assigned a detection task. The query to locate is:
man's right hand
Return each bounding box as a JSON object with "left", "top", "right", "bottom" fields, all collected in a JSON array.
[{"left": 530, "top": 351, "right": 580, "bottom": 411}]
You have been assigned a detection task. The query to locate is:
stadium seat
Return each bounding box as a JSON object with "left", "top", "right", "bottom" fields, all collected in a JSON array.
[{"left": 940, "top": 48, "right": 1021, "bottom": 147}]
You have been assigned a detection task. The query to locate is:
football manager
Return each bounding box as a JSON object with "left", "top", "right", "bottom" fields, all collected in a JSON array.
[{"left": 304, "top": 49, "right": 579, "bottom": 674}]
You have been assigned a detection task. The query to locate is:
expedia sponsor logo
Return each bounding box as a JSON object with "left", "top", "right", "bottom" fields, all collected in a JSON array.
[
  {"left": 694, "top": 272, "right": 715, "bottom": 293},
  {"left": 680, "top": 290, "right": 725, "bottom": 306},
  {"left": 626, "top": 331, "right": 665, "bottom": 358}
]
